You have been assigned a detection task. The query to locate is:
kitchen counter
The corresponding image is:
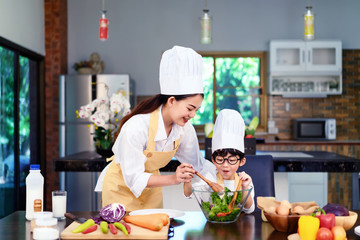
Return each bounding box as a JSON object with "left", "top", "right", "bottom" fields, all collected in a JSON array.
[
  {"left": 54, "top": 151, "right": 108, "bottom": 172},
  {"left": 258, "top": 151, "right": 360, "bottom": 172},
  {"left": 54, "top": 150, "right": 360, "bottom": 172},
  {"left": 2, "top": 210, "right": 360, "bottom": 240},
  {"left": 258, "top": 140, "right": 360, "bottom": 145}
]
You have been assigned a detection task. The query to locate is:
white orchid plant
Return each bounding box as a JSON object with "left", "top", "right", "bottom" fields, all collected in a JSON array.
[{"left": 76, "top": 89, "right": 131, "bottom": 150}]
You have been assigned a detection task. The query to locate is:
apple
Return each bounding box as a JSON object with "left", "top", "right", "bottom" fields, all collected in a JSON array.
[
  {"left": 316, "top": 227, "right": 333, "bottom": 240},
  {"left": 331, "top": 226, "right": 346, "bottom": 240}
]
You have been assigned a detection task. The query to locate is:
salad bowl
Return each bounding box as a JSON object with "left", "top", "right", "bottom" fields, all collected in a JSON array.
[{"left": 192, "top": 185, "right": 253, "bottom": 223}]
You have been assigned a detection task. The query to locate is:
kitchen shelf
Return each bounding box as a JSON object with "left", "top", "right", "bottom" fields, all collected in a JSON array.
[{"left": 269, "top": 75, "right": 341, "bottom": 98}]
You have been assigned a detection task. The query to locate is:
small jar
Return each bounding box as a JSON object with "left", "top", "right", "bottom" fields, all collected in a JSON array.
[
  {"left": 33, "top": 218, "right": 59, "bottom": 240},
  {"left": 31, "top": 211, "right": 53, "bottom": 232}
]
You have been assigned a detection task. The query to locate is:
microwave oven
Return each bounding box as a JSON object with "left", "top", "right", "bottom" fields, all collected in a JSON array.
[{"left": 293, "top": 118, "right": 336, "bottom": 140}]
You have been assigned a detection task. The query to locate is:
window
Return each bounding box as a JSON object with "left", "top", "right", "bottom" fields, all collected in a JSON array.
[
  {"left": 191, "top": 52, "right": 267, "bottom": 133},
  {"left": 0, "top": 37, "right": 44, "bottom": 219}
]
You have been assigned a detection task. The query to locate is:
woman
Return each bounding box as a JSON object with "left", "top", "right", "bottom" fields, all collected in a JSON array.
[{"left": 95, "top": 46, "right": 211, "bottom": 211}]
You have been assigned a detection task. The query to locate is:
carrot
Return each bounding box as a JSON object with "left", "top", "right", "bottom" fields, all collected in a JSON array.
[
  {"left": 148, "top": 213, "right": 170, "bottom": 226},
  {"left": 124, "top": 214, "right": 163, "bottom": 231}
]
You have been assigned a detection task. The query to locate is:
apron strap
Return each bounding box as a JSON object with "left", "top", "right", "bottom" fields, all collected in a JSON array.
[
  {"left": 216, "top": 172, "right": 240, "bottom": 189},
  {"left": 106, "top": 155, "right": 115, "bottom": 162},
  {"left": 145, "top": 108, "right": 160, "bottom": 152}
]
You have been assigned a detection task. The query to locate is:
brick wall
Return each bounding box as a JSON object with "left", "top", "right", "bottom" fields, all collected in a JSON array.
[
  {"left": 271, "top": 50, "right": 360, "bottom": 141},
  {"left": 44, "top": 0, "right": 67, "bottom": 210}
]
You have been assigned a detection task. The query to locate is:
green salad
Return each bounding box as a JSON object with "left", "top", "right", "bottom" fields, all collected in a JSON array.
[{"left": 201, "top": 187, "right": 243, "bottom": 222}]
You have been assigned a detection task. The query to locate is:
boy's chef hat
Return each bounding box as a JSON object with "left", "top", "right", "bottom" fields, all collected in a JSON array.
[
  {"left": 212, "top": 109, "right": 245, "bottom": 153},
  {"left": 159, "top": 46, "right": 203, "bottom": 95}
]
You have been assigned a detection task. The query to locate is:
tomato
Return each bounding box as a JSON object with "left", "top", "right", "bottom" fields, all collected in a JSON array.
[
  {"left": 245, "top": 134, "right": 253, "bottom": 138},
  {"left": 216, "top": 212, "right": 228, "bottom": 217},
  {"left": 331, "top": 226, "right": 346, "bottom": 240},
  {"left": 316, "top": 227, "right": 333, "bottom": 240}
]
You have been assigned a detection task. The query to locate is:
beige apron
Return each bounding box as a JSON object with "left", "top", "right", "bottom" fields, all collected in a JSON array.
[
  {"left": 102, "top": 108, "right": 181, "bottom": 211},
  {"left": 216, "top": 172, "right": 241, "bottom": 189}
]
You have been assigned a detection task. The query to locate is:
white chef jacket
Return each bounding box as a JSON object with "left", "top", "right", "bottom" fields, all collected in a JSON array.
[
  {"left": 191, "top": 163, "right": 256, "bottom": 214},
  {"left": 95, "top": 105, "right": 213, "bottom": 198}
]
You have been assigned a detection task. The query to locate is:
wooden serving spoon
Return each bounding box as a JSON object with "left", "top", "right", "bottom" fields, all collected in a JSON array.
[
  {"left": 216, "top": 179, "right": 243, "bottom": 217},
  {"left": 228, "top": 179, "right": 243, "bottom": 212},
  {"left": 195, "top": 171, "right": 224, "bottom": 192}
]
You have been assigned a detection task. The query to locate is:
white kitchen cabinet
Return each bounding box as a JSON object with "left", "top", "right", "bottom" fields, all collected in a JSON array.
[
  {"left": 288, "top": 172, "right": 328, "bottom": 208},
  {"left": 269, "top": 40, "right": 342, "bottom": 97},
  {"left": 270, "top": 40, "right": 342, "bottom": 73}
]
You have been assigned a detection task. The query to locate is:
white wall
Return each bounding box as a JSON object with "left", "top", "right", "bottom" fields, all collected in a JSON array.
[
  {"left": 67, "top": 0, "right": 360, "bottom": 96},
  {"left": 0, "top": 0, "right": 45, "bottom": 55}
]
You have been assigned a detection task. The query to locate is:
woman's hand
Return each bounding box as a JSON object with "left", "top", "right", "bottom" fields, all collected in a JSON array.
[
  {"left": 238, "top": 171, "right": 252, "bottom": 189},
  {"left": 174, "top": 163, "right": 195, "bottom": 184}
]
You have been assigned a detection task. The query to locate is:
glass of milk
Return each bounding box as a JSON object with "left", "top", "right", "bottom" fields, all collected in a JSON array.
[{"left": 52, "top": 190, "right": 67, "bottom": 219}]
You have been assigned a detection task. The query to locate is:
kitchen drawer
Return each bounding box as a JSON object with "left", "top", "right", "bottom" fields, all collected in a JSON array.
[
  {"left": 288, "top": 172, "right": 328, "bottom": 207},
  {"left": 289, "top": 172, "right": 327, "bottom": 184}
]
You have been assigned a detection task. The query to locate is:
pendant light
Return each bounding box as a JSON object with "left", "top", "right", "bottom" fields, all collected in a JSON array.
[
  {"left": 200, "top": 0, "right": 211, "bottom": 44},
  {"left": 304, "top": 4, "right": 315, "bottom": 40},
  {"left": 99, "top": 0, "right": 109, "bottom": 41}
]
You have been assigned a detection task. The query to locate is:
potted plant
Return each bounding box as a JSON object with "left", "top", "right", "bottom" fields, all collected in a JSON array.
[
  {"left": 204, "top": 123, "right": 214, "bottom": 160},
  {"left": 76, "top": 84, "right": 130, "bottom": 158},
  {"left": 244, "top": 116, "right": 259, "bottom": 155},
  {"left": 72, "top": 60, "right": 93, "bottom": 74}
]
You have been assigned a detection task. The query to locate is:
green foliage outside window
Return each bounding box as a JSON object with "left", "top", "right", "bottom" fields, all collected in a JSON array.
[
  {"left": 191, "top": 56, "right": 261, "bottom": 126},
  {"left": 0, "top": 47, "right": 15, "bottom": 158},
  {"left": 191, "top": 57, "right": 214, "bottom": 124},
  {"left": 0, "top": 46, "right": 31, "bottom": 186},
  {"left": 19, "top": 56, "right": 30, "bottom": 157},
  {"left": 0, "top": 48, "right": 30, "bottom": 158}
]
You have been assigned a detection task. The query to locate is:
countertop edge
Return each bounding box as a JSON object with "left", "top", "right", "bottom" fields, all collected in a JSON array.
[{"left": 258, "top": 140, "right": 360, "bottom": 145}]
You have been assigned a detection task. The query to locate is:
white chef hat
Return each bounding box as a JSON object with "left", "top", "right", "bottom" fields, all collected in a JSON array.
[
  {"left": 212, "top": 109, "right": 245, "bottom": 153},
  {"left": 159, "top": 46, "right": 203, "bottom": 95}
]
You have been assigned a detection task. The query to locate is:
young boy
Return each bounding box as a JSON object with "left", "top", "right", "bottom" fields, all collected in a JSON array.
[{"left": 184, "top": 109, "right": 255, "bottom": 214}]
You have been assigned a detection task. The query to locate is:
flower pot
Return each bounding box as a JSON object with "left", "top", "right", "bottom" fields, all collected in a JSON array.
[
  {"left": 205, "top": 137, "right": 212, "bottom": 160},
  {"left": 96, "top": 146, "right": 114, "bottom": 158},
  {"left": 77, "top": 67, "right": 93, "bottom": 74},
  {"left": 244, "top": 138, "right": 256, "bottom": 155}
]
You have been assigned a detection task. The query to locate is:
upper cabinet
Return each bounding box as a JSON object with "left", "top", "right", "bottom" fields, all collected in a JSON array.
[
  {"left": 270, "top": 40, "right": 342, "bottom": 73},
  {"left": 269, "top": 40, "right": 342, "bottom": 97}
]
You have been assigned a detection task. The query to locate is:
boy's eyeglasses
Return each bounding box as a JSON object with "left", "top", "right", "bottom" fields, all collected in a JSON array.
[{"left": 214, "top": 156, "right": 240, "bottom": 165}]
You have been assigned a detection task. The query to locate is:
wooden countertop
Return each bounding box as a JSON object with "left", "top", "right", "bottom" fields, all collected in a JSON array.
[{"left": 2, "top": 210, "right": 360, "bottom": 240}]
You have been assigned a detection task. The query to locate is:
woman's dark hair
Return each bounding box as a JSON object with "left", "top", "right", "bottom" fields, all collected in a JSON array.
[
  {"left": 114, "top": 93, "right": 204, "bottom": 140},
  {"left": 212, "top": 148, "right": 245, "bottom": 160}
]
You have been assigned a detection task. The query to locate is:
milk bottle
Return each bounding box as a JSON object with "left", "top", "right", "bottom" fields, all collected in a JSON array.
[{"left": 25, "top": 164, "right": 44, "bottom": 220}]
